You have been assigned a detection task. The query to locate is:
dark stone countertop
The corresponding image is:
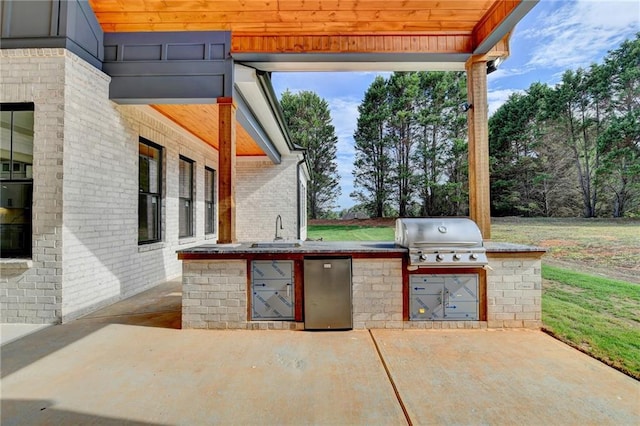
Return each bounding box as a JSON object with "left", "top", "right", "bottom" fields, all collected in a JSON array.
[
  {"left": 177, "top": 241, "right": 406, "bottom": 257},
  {"left": 484, "top": 241, "right": 547, "bottom": 253},
  {"left": 177, "top": 240, "right": 545, "bottom": 259}
]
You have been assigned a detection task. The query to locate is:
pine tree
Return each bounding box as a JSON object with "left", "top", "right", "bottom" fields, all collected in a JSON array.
[
  {"left": 280, "top": 90, "right": 341, "bottom": 218},
  {"left": 386, "top": 72, "right": 420, "bottom": 217},
  {"left": 351, "top": 76, "right": 393, "bottom": 217},
  {"left": 413, "top": 71, "right": 468, "bottom": 216}
]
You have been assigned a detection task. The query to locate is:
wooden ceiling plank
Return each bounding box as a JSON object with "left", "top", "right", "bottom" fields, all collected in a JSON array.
[
  {"left": 473, "top": 0, "right": 519, "bottom": 46},
  {"left": 95, "top": 10, "right": 485, "bottom": 25},
  {"left": 274, "top": 0, "right": 493, "bottom": 12},
  {"left": 231, "top": 34, "right": 474, "bottom": 54},
  {"left": 91, "top": 0, "right": 494, "bottom": 13},
  {"left": 151, "top": 104, "right": 264, "bottom": 156},
  {"left": 99, "top": 20, "right": 479, "bottom": 34}
]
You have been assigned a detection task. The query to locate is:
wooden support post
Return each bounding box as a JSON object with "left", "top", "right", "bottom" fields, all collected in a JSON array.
[
  {"left": 217, "top": 97, "right": 237, "bottom": 243},
  {"left": 466, "top": 56, "right": 492, "bottom": 240}
]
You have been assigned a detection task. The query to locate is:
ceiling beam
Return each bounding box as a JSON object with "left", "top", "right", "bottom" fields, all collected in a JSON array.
[
  {"left": 231, "top": 34, "right": 473, "bottom": 56},
  {"left": 473, "top": 0, "right": 538, "bottom": 54}
]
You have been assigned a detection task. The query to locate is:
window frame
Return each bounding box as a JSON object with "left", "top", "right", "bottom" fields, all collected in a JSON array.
[
  {"left": 178, "top": 155, "right": 194, "bottom": 238},
  {"left": 1, "top": 103, "right": 35, "bottom": 258},
  {"left": 138, "top": 137, "right": 163, "bottom": 245},
  {"left": 204, "top": 166, "right": 217, "bottom": 235}
]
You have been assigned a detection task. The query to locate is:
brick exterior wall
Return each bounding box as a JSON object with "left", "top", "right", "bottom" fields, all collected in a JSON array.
[
  {"left": 182, "top": 255, "right": 542, "bottom": 330},
  {"left": 1, "top": 48, "right": 307, "bottom": 324},
  {"left": 236, "top": 156, "right": 306, "bottom": 242},
  {"left": 0, "top": 49, "right": 66, "bottom": 323},
  {"left": 486, "top": 255, "right": 542, "bottom": 328},
  {"left": 352, "top": 259, "right": 403, "bottom": 329},
  {"left": 182, "top": 259, "right": 304, "bottom": 330},
  {"left": 1, "top": 48, "right": 276, "bottom": 323}
]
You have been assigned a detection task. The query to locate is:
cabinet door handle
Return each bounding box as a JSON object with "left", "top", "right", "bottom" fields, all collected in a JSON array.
[{"left": 286, "top": 283, "right": 291, "bottom": 298}]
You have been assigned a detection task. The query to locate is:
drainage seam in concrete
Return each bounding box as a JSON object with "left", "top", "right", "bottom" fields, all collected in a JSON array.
[{"left": 369, "top": 330, "right": 413, "bottom": 426}]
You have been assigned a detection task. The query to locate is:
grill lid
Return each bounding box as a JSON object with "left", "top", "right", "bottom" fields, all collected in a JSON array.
[
  {"left": 395, "top": 218, "right": 484, "bottom": 249},
  {"left": 395, "top": 218, "right": 487, "bottom": 267}
]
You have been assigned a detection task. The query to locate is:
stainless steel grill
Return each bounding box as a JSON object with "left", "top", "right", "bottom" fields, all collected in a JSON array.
[{"left": 395, "top": 218, "right": 488, "bottom": 268}]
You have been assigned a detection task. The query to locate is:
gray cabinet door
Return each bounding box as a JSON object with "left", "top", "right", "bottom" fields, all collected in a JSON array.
[
  {"left": 409, "top": 276, "right": 445, "bottom": 320},
  {"left": 251, "top": 261, "right": 294, "bottom": 320},
  {"left": 443, "top": 276, "right": 478, "bottom": 319},
  {"left": 410, "top": 274, "right": 478, "bottom": 320},
  {"left": 252, "top": 289, "right": 294, "bottom": 320}
]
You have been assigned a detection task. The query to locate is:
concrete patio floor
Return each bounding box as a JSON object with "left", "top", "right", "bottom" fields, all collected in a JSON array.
[{"left": 1, "top": 280, "right": 638, "bottom": 425}]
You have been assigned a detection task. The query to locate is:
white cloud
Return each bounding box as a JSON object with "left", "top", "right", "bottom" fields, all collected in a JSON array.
[
  {"left": 328, "top": 97, "right": 359, "bottom": 152},
  {"left": 488, "top": 88, "right": 524, "bottom": 116},
  {"left": 487, "top": 66, "right": 530, "bottom": 83},
  {"left": 521, "top": 0, "right": 639, "bottom": 70}
]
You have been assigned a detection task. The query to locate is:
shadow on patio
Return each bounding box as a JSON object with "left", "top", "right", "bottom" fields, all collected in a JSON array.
[{"left": 1, "top": 278, "right": 181, "bottom": 379}]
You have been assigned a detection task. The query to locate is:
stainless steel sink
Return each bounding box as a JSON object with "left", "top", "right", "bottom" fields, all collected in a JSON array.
[{"left": 251, "top": 240, "right": 302, "bottom": 248}]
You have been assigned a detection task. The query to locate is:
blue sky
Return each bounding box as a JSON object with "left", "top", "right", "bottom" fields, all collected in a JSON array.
[{"left": 271, "top": 0, "right": 640, "bottom": 210}]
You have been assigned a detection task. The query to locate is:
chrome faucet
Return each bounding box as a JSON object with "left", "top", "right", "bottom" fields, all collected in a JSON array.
[{"left": 274, "top": 215, "right": 283, "bottom": 240}]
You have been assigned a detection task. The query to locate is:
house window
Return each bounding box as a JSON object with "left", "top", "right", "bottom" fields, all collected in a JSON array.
[
  {"left": 179, "top": 156, "right": 194, "bottom": 238},
  {"left": 139, "top": 138, "right": 162, "bottom": 244},
  {"left": 205, "top": 167, "right": 216, "bottom": 234},
  {"left": 1, "top": 103, "right": 34, "bottom": 258}
]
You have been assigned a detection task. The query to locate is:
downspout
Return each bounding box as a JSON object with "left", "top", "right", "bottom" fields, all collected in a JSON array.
[
  {"left": 296, "top": 151, "right": 310, "bottom": 240},
  {"left": 297, "top": 158, "right": 305, "bottom": 240}
]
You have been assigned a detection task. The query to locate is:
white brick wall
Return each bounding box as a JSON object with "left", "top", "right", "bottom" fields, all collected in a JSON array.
[
  {"left": 352, "top": 259, "right": 403, "bottom": 329},
  {"left": 182, "top": 254, "right": 543, "bottom": 330},
  {"left": 0, "top": 49, "right": 232, "bottom": 323},
  {"left": 236, "top": 155, "right": 306, "bottom": 242},
  {"left": 0, "top": 49, "right": 65, "bottom": 323},
  {"left": 59, "top": 53, "right": 225, "bottom": 321},
  {"left": 183, "top": 258, "right": 404, "bottom": 330},
  {"left": 486, "top": 256, "right": 542, "bottom": 328},
  {"left": 1, "top": 48, "right": 305, "bottom": 324},
  {"left": 182, "top": 260, "right": 304, "bottom": 330}
]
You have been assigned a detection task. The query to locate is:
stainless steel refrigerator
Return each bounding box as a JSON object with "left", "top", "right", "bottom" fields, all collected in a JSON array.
[{"left": 303, "top": 258, "right": 352, "bottom": 330}]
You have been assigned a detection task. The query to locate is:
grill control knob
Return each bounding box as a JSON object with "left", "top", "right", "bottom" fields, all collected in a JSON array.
[
  {"left": 453, "top": 254, "right": 462, "bottom": 261},
  {"left": 470, "top": 253, "right": 479, "bottom": 260},
  {"left": 436, "top": 254, "right": 445, "bottom": 262},
  {"left": 419, "top": 254, "right": 428, "bottom": 261}
]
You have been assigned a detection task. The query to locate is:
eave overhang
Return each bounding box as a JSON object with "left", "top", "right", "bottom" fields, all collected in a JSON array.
[
  {"left": 234, "top": 64, "right": 298, "bottom": 158},
  {"left": 473, "top": 0, "right": 538, "bottom": 55}
]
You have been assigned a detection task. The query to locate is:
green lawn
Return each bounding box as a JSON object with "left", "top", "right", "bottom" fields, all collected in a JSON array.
[
  {"left": 308, "top": 225, "right": 394, "bottom": 241},
  {"left": 542, "top": 265, "right": 639, "bottom": 379},
  {"left": 308, "top": 221, "right": 640, "bottom": 379}
]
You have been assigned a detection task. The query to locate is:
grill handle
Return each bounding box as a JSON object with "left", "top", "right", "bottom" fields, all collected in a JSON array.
[{"left": 413, "top": 241, "right": 480, "bottom": 247}]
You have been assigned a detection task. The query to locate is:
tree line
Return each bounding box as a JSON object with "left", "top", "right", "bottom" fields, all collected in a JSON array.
[
  {"left": 490, "top": 34, "right": 639, "bottom": 218},
  {"left": 351, "top": 72, "right": 469, "bottom": 218},
  {"left": 279, "top": 34, "right": 639, "bottom": 219}
]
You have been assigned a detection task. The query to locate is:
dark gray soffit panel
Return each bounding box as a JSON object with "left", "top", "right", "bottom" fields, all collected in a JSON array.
[
  {"left": 108, "top": 75, "right": 227, "bottom": 104},
  {"left": 0, "top": 0, "right": 104, "bottom": 67},
  {"left": 103, "top": 31, "right": 233, "bottom": 103}
]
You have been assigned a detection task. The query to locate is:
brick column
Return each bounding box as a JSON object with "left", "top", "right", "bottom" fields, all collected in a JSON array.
[
  {"left": 466, "top": 56, "right": 491, "bottom": 240},
  {"left": 217, "top": 97, "right": 237, "bottom": 243}
]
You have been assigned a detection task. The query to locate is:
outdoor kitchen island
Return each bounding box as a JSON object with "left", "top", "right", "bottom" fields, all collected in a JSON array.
[{"left": 177, "top": 239, "right": 545, "bottom": 330}]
